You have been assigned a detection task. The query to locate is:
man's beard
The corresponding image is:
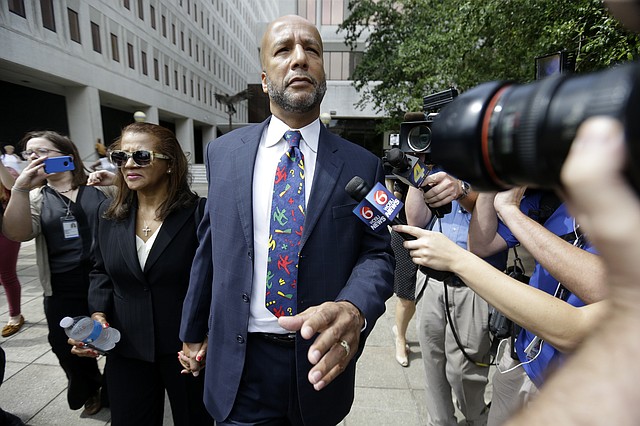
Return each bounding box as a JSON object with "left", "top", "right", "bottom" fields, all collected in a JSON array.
[{"left": 265, "top": 73, "right": 327, "bottom": 113}]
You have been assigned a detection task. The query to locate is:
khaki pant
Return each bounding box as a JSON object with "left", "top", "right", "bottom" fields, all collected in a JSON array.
[
  {"left": 416, "top": 271, "right": 492, "bottom": 426},
  {"left": 487, "top": 339, "right": 539, "bottom": 426}
]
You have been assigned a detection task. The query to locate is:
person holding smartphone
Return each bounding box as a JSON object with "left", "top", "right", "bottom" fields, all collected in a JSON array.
[{"left": 1, "top": 130, "right": 111, "bottom": 416}]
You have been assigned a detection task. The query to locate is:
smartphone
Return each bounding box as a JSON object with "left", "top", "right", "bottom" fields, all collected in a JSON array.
[{"left": 44, "top": 156, "right": 75, "bottom": 173}]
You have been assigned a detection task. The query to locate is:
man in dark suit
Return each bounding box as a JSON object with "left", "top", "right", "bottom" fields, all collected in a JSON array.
[{"left": 179, "top": 14, "right": 395, "bottom": 426}]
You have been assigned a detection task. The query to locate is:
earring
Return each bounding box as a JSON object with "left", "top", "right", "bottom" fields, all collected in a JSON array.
[{"left": 167, "top": 169, "right": 172, "bottom": 174}]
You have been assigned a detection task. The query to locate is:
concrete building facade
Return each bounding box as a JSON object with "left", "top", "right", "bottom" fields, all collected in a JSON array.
[{"left": 0, "top": 0, "right": 381, "bottom": 166}]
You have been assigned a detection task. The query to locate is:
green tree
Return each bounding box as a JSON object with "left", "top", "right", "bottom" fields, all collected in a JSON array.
[{"left": 340, "top": 0, "right": 640, "bottom": 128}]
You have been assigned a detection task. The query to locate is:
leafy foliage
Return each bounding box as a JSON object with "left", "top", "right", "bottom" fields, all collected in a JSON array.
[{"left": 339, "top": 0, "right": 640, "bottom": 129}]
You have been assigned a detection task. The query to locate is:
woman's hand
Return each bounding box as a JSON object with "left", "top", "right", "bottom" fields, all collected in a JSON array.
[
  {"left": 68, "top": 338, "right": 102, "bottom": 358},
  {"left": 13, "top": 156, "right": 48, "bottom": 191},
  {"left": 87, "top": 170, "right": 116, "bottom": 186},
  {"left": 392, "top": 224, "right": 465, "bottom": 272}
]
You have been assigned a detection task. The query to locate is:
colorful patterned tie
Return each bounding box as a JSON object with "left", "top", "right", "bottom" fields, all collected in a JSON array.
[{"left": 266, "top": 130, "right": 305, "bottom": 317}]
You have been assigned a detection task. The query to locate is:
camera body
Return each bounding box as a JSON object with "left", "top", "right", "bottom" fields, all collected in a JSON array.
[{"left": 398, "top": 88, "right": 459, "bottom": 159}]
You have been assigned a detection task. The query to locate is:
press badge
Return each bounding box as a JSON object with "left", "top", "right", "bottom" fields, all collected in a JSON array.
[{"left": 61, "top": 215, "right": 80, "bottom": 239}]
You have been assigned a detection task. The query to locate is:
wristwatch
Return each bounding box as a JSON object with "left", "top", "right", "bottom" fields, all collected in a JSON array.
[{"left": 457, "top": 180, "right": 470, "bottom": 200}]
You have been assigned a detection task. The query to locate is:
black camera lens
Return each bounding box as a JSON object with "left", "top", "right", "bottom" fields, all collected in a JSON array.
[
  {"left": 407, "top": 125, "right": 432, "bottom": 153},
  {"left": 431, "top": 61, "right": 640, "bottom": 191}
]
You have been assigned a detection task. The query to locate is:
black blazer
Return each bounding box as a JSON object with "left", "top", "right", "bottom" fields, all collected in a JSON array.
[{"left": 90, "top": 198, "right": 204, "bottom": 362}]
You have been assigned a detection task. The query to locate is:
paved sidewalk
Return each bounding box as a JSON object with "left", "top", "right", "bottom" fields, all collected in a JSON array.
[{"left": 0, "top": 237, "right": 497, "bottom": 425}]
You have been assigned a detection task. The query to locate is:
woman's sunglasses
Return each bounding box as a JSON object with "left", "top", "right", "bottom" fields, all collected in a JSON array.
[{"left": 109, "top": 150, "right": 170, "bottom": 167}]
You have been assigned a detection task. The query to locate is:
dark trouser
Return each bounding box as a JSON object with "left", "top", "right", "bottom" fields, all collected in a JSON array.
[
  {"left": 105, "top": 352, "right": 213, "bottom": 426},
  {"left": 0, "top": 347, "right": 26, "bottom": 425},
  {"left": 217, "top": 333, "right": 303, "bottom": 426},
  {"left": 45, "top": 265, "right": 103, "bottom": 410}
]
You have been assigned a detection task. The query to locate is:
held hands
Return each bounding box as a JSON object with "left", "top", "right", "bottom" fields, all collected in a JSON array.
[
  {"left": 278, "top": 301, "right": 364, "bottom": 391},
  {"left": 179, "top": 341, "right": 208, "bottom": 377}
]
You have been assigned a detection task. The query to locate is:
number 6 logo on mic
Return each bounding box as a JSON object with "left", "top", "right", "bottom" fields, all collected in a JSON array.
[
  {"left": 373, "top": 190, "right": 388, "bottom": 206},
  {"left": 360, "top": 206, "right": 374, "bottom": 220}
]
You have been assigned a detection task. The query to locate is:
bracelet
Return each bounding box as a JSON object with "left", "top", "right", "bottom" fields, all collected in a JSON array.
[{"left": 11, "top": 186, "right": 30, "bottom": 193}]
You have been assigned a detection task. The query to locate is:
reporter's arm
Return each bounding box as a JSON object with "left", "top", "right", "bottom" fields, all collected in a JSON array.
[
  {"left": 468, "top": 192, "right": 509, "bottom": 257},
  {"left": 495, "top": 203, "right": 607, "bottom": 304},
  {"left": 405, "top": 185, "right": 432, "bottom": 227},
  {"left": 394, "top": 224, "right": 606, "bottom": 352}
]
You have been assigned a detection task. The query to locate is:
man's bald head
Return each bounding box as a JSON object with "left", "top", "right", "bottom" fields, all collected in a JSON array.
[{"left": 260, "top": 15, "right": 323, "bottom": 69}]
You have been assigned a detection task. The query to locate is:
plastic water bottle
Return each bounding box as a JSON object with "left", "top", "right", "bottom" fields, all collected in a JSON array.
[{"left": 59, "top": 316, "right": 121, "bottom": 353}]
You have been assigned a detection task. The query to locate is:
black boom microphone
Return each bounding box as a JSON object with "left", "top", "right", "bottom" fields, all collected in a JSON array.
[{"left": 345, "top": 176, "right": 452, "bottom": 281}]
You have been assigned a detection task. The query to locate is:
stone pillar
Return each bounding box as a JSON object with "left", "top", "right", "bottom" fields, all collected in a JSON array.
[
  {"left": 65, "top": 86, "right": 103, "bottom": 164},
  {"left": 175, "top": 117, "right": 194, "bottom": 163}
]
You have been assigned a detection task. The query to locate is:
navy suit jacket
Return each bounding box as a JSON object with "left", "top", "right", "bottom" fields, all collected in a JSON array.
[{"left": 180, "top": 118, "right": 395, "bottom": 425}]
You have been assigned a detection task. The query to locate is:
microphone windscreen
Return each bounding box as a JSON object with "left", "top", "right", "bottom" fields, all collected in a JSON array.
[
  {"left": 403, "top": 112, "right": 426, "bottom": 122},
  {"left": 345, "top": 176, "right": 370, "bottom": 202},
  {"left": 385, "top": 148, "right": 409, "bottom": 170}
]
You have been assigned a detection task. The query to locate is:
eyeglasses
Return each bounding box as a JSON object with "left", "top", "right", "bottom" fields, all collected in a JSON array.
[
  {"left": 21, "top": 148, "right": 64, "bottom": 158},
  {"left": 108, "top": 150, "right": 170, "bottom": 167}
]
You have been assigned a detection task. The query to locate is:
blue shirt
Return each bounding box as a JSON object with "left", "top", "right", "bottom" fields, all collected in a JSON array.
[
  {"left": 497, "top": 192, "right": 596, "bottom": 387},
  {"left": 435, "top": 200, "right": 506, "bottom": 271}
]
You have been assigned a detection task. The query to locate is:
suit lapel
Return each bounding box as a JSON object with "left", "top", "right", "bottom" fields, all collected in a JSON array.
[
  {"left": 117, "top": 208, "right": 147, "bottom": 284},
  {"left": 301, "top": 126, "right": 344, "bottom": 247},
  {"left": 144, "top": 203, "right": 194, "bottom": 272},
  {"left": 231, "top": 120, "right": 267, "bottom": 248}
]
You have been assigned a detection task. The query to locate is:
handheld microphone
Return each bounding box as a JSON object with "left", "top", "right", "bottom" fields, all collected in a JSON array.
[
  {"left": 345, "top": 176, "right": 408, "bottom": 233},
  {"left": 345, "top": 176, "right": 453, "bottom": 281},
  {"left": 385, "top": 148, "right": 452, "bottom": 218}
]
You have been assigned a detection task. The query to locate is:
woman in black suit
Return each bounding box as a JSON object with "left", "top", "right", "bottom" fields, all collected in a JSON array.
[{"left": 71, "top": 122, "right": 213, "bottom": 425}]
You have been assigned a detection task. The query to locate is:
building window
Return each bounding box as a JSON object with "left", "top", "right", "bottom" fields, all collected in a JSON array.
[
  {"left": 164, "top": 65, "right": 169, "bottom": 85},
  {"left": 68, "top": 8, "right": 80, "bottom": 43},
  {"left": 161, "top": 15, "right": 166, "bottom": 37},
  {"left": 141, "top": 51, "right": 148, "bottom": 75},
  {"left": 189, "top": 38, "right": 192, "bottom": 57},
  {"left": 123, "top": 0, "right": 130, "bottom": 10},
  {"left": 111, "top": 33, "right": 120, "bottom": 62},
  {"left": 41, "top": 0, "right": 56, "bottom": 32},
  {"left": 182, "top": 75, "right": 186, "bottom": 94},
  {"left": 137, "top": 0, "right": 144, "bottom": 20},
  {"left": 180, "top": 32, "right": 184, "bottom": 51},
  {"left": 174, "top": 70, "right": 178, "bottom": 90},
  {"left": 172, "top": 24, "right": 176, "bottom": 44},
  {"left": 190, "top": 79, "right": 194, "bottom": 97},
  {"left": 9, "top": 0, "right": 26, "bottom": 17},
  {"left": 153, "top": 58, "right": 159, "bottom": 81},
  {"left": 127, "top": 43, "right": 135, "bottom": 69},
  {"left": 150, "top": 5, "right": 156, "bottom": 29},
  {"left": 91, "top": 22, "right": 102, "bottom": 52}
]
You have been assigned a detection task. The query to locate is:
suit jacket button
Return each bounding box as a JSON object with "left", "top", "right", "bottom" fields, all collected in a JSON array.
[
  {"left": 242, "top": 293, "right": 250, "bottom": 303},
  {"left": 236, "top": 335, "right": 245, "bottom": 344}
]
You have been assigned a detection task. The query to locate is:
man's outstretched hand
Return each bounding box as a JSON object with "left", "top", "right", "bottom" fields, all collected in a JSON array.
[{"left": 278, "top": 301, "right": 364, "bottom": 391}]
